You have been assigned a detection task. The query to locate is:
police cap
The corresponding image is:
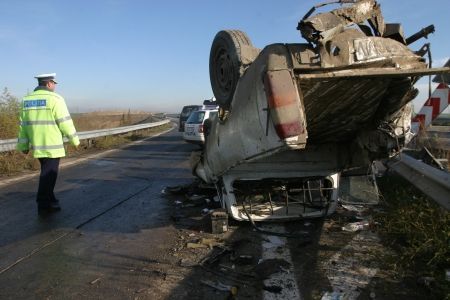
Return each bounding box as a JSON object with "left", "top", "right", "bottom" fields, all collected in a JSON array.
[{"left": 35, "top": 73, "right": 58, "bottom": 84}]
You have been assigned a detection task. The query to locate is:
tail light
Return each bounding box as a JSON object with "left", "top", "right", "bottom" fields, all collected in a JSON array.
[
  {"left": 264, "top": 70, "right": 306, "bottom": 140},
  {"left": 198, "top": 124, "right": 204, "bottom": 133}
]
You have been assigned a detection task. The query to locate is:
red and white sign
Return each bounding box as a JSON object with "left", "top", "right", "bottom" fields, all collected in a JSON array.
[{"left": 411, "top": 83, "right": 450, "bottom": 133}]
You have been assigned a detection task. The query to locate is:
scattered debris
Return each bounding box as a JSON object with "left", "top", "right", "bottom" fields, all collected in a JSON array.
[
  {"left": 200, "top": 279, "right": 238, "bottom": 296},
  {"left": 230, "top": 255, "right": 253, "bottom": 265},
  {"left": 89, "top": 277, "right": 101, "bottom": 285},
  {"left": 324, "top": 231, "right": 381, "bottom": 299},
  {"left": 201, "top": 208, "right": 211, "bottom": 215},
  {"left": 179, "top": 258, "right": 197, "bottom": 268},
  {"left": 188, "top": 194, "right": 205, "bottom": 201},
  {"left": 341, "top": 204, "right": 369, "bottom": 213},
  {"left": 262, "top": 235, "right": 286, "bottom": 249},
  {"left": 417, "top": 276, "right": 435, "bottom": 288},
  {"left": 263, "top": 285, "right": 282, "bottom": 294},
  {"left": 163, "top": 184, "right": 190, "bottom": 195},
  {"left": 253, "top": 259, "right": 291, "bottom": 279},
  {"left": 211, "top": 209, "right": 228, "bottom": 234},
  {"left": 341, "top": 220, "right": 371, "bottom": 232},
  {"left": 200, "top": 265, "right": 251, "bottom": 285},
  {"left": 218, "top": 264, "right": 256, "bottom": 279},
  {"left": 187, "top": 238, "right": 223, "bottom": 249},
  {"left": 187, "top": 242, "right": 207, "bottom": 249},
  {"left": 321, "top": 291, "right": 347, "bottom": 300},
  {"left": 135, "top": 288, "right": 148, "bottom": 294},
  {"left": 201, "top": 238, "right": 223, "bottom": 248},
  {"left": 200, "top": 247, "right": 230, "bottom": 266}
]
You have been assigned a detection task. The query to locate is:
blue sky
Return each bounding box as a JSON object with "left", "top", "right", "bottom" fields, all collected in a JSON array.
[{"left": 1, "top": 0, "right": 449, "bottom": 113}]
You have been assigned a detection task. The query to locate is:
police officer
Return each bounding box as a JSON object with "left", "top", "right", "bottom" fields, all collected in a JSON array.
[{"left": 17, "top": 73, "right": 80, "bottom": 216}]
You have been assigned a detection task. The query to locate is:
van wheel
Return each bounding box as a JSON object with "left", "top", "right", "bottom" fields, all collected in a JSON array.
[{"left": 209, "top": 30, "right": 253, "bottom": 111}]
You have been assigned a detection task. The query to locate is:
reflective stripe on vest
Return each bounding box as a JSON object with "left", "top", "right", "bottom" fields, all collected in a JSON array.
[
  {"left": 30, "top": 144, "right": 65, "bottom": 150},
  {"left": 55, "top": 115, "right": 72, "bottom": 124},
  {"left": 66, "top": 133, "right": 78, "bottom": 139},
  {"left": 20, "top": 120, "right": 56, "bottom": 126}
]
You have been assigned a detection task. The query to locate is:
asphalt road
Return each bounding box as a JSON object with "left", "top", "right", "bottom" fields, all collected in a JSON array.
[
  {"left": 0, "top": 127, "right": 431, "bottom": 300},
  {"left": 0, "top": 127, "right": 200, "bottom": 299}
]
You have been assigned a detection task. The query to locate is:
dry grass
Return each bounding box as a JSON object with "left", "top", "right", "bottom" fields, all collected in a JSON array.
[
  {"left": 0, "top": 112, "right": 19, "bottom": 139},
  {"left": 72, "top": 113, "right": 154, "bottom": 131},
  {"left": 376, "top": 174, "right": 450, "bottom": 299},
  {"left": 0, "top": 151, "right": 39, "bottom": 175},
  {"left": 0, "top": 88, "right": 20, "bottom": 139}
]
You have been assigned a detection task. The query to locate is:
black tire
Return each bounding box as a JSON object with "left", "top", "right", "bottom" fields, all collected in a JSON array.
[{"left": 209, "top": 30, "right": 253, "bottom": 110}]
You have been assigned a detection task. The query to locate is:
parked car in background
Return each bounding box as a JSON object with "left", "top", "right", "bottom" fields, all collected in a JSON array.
[
  {"left": 179, "top": 105, "right": 201, "bottom": 132},
  {"left": 183, "top": 109, "right": 218, "bottom": 144}
]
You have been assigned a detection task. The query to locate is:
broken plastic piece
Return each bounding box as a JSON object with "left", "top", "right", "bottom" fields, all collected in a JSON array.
[{"left": 341, "top": 220, "right": 370, "bottom": 232}]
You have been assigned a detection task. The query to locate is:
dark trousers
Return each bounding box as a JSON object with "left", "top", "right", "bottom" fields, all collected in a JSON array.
[{"left": 36, "top": 158, "right": 60, "bottom": 208}]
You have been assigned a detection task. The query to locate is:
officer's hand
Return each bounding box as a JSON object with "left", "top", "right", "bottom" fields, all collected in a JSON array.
[{"left": 21, "top": 150, "right": 29, "bottom": 155}]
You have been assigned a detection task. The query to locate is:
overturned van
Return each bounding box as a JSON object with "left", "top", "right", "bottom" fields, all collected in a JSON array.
[{"left": 192, "top": 0, "right": 450, "bottom": 221}]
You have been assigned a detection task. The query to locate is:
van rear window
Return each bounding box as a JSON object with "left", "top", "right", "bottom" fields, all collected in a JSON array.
[
  {"left": 186, "top": 111, "right": 205, "bottom": 124},
  {"left": 181, "top": 106, "right": 199, "bottom": 118}
]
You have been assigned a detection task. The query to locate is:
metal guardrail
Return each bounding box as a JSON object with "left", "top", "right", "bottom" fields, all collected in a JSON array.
[
  {"left": 428, "top": 125, "right": 450, "bottom": 133},
  {"left": 420, "top": 125, "right": 450, "bottom": 150},
  {"left": 0, "top": 119, "right": 170, "bottom": 153},
  {"left": 386, "top": 153, "right": 450, "bottom": 210}
]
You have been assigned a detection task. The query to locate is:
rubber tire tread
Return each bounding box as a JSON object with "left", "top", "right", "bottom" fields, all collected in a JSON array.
[{"left": 209, "top": 30, "right": 252, "bottom": 109}]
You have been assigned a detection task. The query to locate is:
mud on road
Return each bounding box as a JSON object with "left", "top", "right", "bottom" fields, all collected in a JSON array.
[{"left": 157, "top": 183, "right": 433, "bottom": 300}]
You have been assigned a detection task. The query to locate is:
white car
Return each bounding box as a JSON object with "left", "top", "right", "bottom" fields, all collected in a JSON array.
[{"left": 183, "top": 109, "right": 218, "bottom": 144}]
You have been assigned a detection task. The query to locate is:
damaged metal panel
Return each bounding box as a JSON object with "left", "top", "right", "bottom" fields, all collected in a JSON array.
[
  {"left": 298, "top": 0, "right": 384, "bottom": 44},
  {"left": 198, "top": 0, "right": 450, "bottom": 221}
]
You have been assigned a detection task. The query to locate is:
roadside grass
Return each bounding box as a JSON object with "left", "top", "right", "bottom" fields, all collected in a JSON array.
[
  {"left": 0, "top": 88, "right": 20, "bottom": 139},
  {"left": 72, "top": 112, "right": 153, "bottom": 131},
  {"left": 0, "top": 151, "right": 39, "bottom": 175},
  {"left": 375, "top": 174, "right": 450, "bottom": 299},
  {"left": 0, "top": 122, "right": 172, "bottom": 177}
]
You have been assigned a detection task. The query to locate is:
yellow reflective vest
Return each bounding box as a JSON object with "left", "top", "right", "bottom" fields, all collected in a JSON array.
[{"left": 17, "top": 88, "right": 80, "bottom": 158}]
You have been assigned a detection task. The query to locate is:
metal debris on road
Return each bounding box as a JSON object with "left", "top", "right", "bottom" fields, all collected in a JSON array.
[
  {"left": 187, "top": 242, "right": 208, "bottom": 249},
  {"left": 89, "top": 277, "right": 101, "bottom": 285},
  {"left": 341, "top": 220, "right": 371, "bottom": 232},
  {"left": 211, "top": 209, "right": 228, "bottom": 233},
  {"left": 263, "top": 285, "right": 282, "bottom": 294},
  {"left": 321, "top": 291, "right": 347, "bottom": 300},
  {"left": 341, "top": 204, "right": 369, "bottom": 213},
  {"left": 253, "top": 258, "right": 291, "bottom": 279},
  {"left": 262, "top": 235, "right": 285, "bottom": 249},
  {"left": 200, "top": 279, "right": 238, "bottom": 296},
  {"left": 187, "top": 238, "right": 223, "bottom": 249}
]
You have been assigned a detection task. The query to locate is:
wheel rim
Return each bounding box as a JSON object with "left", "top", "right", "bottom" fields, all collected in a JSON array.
[{"left": 213, "top": 45, "right": 235, "bottom": 101}]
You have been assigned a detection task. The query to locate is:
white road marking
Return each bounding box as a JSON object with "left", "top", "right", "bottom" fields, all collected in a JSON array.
[{"left": 260, "top": 224, "right": 301, "bottom": 300}]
